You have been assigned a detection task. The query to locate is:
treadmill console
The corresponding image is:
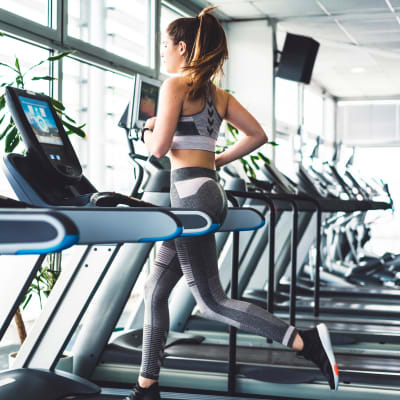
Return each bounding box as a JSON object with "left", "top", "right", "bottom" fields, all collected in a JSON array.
[{"left": 5, "top": 87, "right": 82, "bottom": 183}]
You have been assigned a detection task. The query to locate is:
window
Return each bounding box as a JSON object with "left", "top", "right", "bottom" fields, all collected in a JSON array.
[
  {"left": 274, "top": 135, "right": 296, "bottom": 180},
  {"left": 352, "top": 146, "right": 400, "bottom": 255},
  {"left": 1, "top": 0, "right": 54, "bottom": 27},
  {"left": 323, "top": 96, "right": 335, "bottom": 144},
  {"left": 68, "top": 0, "right": 152, "bottom": 66},
  {"left": 275, "top": 77, "right": 299, "bottom": 130},
  {"left": 160, "top": 3, "right": 186, "bottom": 75},
  {"left": 62, "top": 57, "right": 133, "bottom": 194},
  {"left": 337, "top": 100, "right": 400, "bottom": 146},
  {"left": 303, "top": 87, "right": 323, "bottom": 136},
  {"left": 0, "top": 35, "right": 51, "bottom": 197}
]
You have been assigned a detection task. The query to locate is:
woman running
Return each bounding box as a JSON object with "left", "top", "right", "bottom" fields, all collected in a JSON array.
[{"left": 125, "top": 6, "right": 339, "bottom": 399}]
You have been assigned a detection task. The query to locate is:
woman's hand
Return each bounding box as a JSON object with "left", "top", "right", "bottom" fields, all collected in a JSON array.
[{"left": 144, "top": 116, "right": 157, "bottom": 130}]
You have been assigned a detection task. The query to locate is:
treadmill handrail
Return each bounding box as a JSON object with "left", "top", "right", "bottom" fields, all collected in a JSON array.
[
  {"left": 52, "top": 207, "right": 183, "bottom": 243},
  {"left": 0, "top": 208, "right": 79, "bottom": 254}
]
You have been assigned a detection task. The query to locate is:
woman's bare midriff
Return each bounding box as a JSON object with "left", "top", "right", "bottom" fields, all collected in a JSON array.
[{"left": 169, "top": 148, "right": 215, "bottom": 171}]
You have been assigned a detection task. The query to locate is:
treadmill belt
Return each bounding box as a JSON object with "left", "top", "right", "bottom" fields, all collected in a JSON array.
[{"left": 78, "top": 388, "right": 278, "bottom": 400}]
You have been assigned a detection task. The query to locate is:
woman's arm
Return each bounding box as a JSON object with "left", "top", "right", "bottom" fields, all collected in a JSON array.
[
  {"left": 143, "top": 77, "right": 184, "bottom": 158},
  {"left": 215, "top": 93, "right": 268, "bottom": 168}
]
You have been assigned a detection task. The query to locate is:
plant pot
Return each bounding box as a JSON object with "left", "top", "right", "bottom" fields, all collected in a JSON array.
[{"left": 8, "top": 351, "right": 73, "bottom": 372}]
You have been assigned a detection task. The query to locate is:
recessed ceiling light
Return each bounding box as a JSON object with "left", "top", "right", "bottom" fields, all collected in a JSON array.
[
  {"left": 385, "top": 0, "right": 395, "bottom": 13},
  {"left": 351, "top": 67, "right": 365, "bottom": 73}
]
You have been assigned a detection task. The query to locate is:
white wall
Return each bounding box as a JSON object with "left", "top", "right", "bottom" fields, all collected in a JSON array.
[{"left": 225, "top": 20, "right": 275, "bottom": 146}]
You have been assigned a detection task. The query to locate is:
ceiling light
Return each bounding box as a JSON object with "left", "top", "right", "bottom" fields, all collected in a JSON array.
[
  {"left": 351, "top": 67, "right": 365, "bottom": 73},
  {"left": 385, "top": 0, "right": 395, "bottom": 13}
]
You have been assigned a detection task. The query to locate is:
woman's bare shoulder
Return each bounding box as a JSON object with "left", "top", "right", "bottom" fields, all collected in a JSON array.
[
  {"left": 162, "top": 76, "right": 188, "bottom": 93},
  {"left": 213, "top": 84, "right": 230, "bottom": 119}
]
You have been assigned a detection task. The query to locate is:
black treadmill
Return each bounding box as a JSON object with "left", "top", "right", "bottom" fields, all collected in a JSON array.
[{"left": 0, "top": 86, "right": 273, "bottom": 400}]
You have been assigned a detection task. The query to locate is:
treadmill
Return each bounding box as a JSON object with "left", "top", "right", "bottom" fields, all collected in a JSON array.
[
  {"left": 184, "top": 163, "right": 400, "bottom": 347},
  {"left": 0, "top": 195, "right": 79, "bottom": 343},
  {"left": 93, "top": 169, "right": 400, "bottom": 397},
  {"left": 4, "top": 88, "right": 400, "bottom": 400},
  {"left": 0, "top": 86, "right": 268, "bottom": 400}
]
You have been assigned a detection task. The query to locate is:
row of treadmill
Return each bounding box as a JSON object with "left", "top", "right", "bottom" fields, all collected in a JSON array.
[{"left": 0, "top": 85, "right": 398, "bottom": 400}]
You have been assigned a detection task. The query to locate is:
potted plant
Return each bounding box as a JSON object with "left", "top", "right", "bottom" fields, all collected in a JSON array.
[
  {"left": 217, "top": 90, "right": 278, "bottom": 180},
  {"left": 0, "top": 31, "right": 85, "bottom": 371}
]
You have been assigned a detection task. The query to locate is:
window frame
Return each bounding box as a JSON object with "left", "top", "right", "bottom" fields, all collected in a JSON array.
[{"left": 0, "top": 0, "right": 165, "bottom": 80}]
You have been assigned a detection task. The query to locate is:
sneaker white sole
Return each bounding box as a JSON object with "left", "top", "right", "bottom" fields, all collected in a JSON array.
[{"left": 317, "top": 323, "right": 339, "bottom": 391}]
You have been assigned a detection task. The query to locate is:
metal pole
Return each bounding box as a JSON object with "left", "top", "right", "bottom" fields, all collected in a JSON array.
[{"left": 228, "top": 230, "right": 239, "bottom": 395}]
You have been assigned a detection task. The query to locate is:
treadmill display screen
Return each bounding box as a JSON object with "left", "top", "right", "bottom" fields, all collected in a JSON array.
[
  {"left": 138, "top": 82, "right": 159, "bottom": 121},
  {"left": 19, "top": 96, "right": 63, "bottom": 146}
]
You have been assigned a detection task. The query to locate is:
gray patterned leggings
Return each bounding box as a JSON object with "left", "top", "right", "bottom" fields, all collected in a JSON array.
[{"left": 139, "top": 167, "right": 298, "bottom": 380}]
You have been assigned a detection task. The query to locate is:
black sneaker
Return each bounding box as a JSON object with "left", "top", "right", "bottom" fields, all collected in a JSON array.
[
  {"left": 123, "top": 382, "right": 161, "bottom": 400},
  {"left": 298, "top": 323, "right": 339, "bottom": 391}
]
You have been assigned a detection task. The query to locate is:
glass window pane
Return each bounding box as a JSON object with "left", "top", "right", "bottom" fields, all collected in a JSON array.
[
  {"left": 160, "top": 4, "right": 185, "bottom": 75},
  {"left": 274, "top": 135, "right": 296, "bottom": 179},
  {"left": 323, "top": 96, "right": 335, "bottom": 144},
  {"left": 1, "top": 0, "right": 52, "bottom": 27},
  {"left": 68, "top": 0, "right": 151, "bottom": 66},
  {"left": 337, "top": 100, "right": 400, "bottom": 146},
  {"left": 0, "top": 36, "right": 50, "bottom": 197},
  {"left": 304, "top": 87, "right": 323, "bottom": 135},
  {"left": 352, "top": 147, "right": 400, "bottom": 255},
  {"left": 62, "top": 58, "right": 133, "bottom": 194},
  {"left": 275, "top": 78, "right": 298, "bottom": 128}
]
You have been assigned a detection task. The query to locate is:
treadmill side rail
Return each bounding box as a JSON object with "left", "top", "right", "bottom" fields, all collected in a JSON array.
[
  {"left": 220, "top": 207, "right": 265, "bottom": 232},
  {"left": 56, "top": 207, "right": 182, "bottom": 243},
  {"left": 0, "top": 209, "right": 79, "bottom": 254}
]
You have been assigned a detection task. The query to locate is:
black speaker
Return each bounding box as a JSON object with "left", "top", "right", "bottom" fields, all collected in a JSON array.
[{"left": 276, "top": 33, "right": 320, "bottom": 84}]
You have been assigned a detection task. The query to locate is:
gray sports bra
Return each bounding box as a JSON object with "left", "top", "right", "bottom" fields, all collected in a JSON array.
[{"left": 170, "top": 88, "right": 223, "bottom": 153}]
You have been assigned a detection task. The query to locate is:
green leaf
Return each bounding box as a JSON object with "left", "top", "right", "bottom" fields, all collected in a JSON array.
[
  {"left": 47, "top": 50, "right": 75, "bottom": 62},
  {"left": 268, "top": 141, "right": 279, "bottom": 146},
  {"left": 0, "top": 94, "right": 5, "bottom": 111},
  {"left": 22, "top": 293, "right": 32, "bottom": 309},
  {"left": 0, "top": 120, "right": 14, "bottom": 140},
  {"left": 15, "top": 76, "right": 23, "bottom": 88},
  {"left": 250, "top": 155, "right": 260, "bottom": 170},
  {"left": 248, "top": 165, "right": 256, "bottom": 178},
  {"left": 63, "top": 113, "right": 76, "bottom": 124},
  {"left": 257, "top": 152, "right": 271, "bottom": 165},
  {"left": 0, "top": 62, "right": 18, "bottom": 73},
  {"left": 5, "top": 127, "right": 20, "bottom": 152},
  {"left": 31, "top": 76, "right": 56, "bottom": 82},
  {"left": 14, "top": 58, "right": 21, "bottom": 74},
  {"left": 0, "top": 32, "right": 4, "bottom": 37},
  {"left": 62, "top": 120, "right": 86, "bottom": 138},
  {"left": 0, "top": 114, "right": 6, "bottom": 126},
  {"left": 226, "top": 122, "right": 239, "bottom": 139},
  {"left": 49, "top": 97, "right": 65, "bottom": 111}
]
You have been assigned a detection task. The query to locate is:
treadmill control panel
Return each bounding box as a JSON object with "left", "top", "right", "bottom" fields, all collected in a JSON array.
[{"left": 5, "top": 87, "right": 83, "bottom": 183}]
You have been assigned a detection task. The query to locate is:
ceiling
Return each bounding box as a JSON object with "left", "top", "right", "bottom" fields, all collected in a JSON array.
[{"left": 185, "top": 0, "right": 400, "bottom": 99}]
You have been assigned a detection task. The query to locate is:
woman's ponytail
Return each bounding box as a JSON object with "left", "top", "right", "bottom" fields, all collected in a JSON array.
[{"left": 167, "top": 6, "right": 228, "bottom": 99}]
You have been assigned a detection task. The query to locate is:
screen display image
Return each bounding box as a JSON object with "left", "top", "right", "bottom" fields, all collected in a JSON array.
[
  {"left": 138, "top": 82, "right": 159, "bottom": 121},
  {"left": 19, "top": 96, "right": 63, "bottom": 146}
]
